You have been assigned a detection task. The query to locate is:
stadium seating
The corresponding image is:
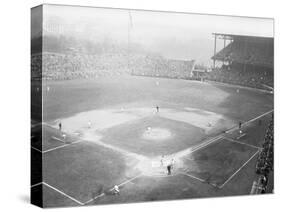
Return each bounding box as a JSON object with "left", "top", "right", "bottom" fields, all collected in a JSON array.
[
  {"left": 131, "top": 55, "right": 196, "bottom": 80},
  {"left": 205, "top": 66, "right": 273, "bottom": 90},
  {"left": 213, "top": 39, "right": 273, "bottom": 68},
  {"left": 209, "top": 36, "right": 274, "bottom": 90},
  {"left": 31, "top": 52, "right": 131, "bottom": 80},
  {"left": 255, "top": 115, "right": 273, "bottom": 192},
  {"left": 31, "top": 52, "right": 196, "bottom": 81}
]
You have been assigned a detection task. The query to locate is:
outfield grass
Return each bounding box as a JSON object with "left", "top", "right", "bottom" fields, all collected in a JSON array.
[{"left": 42, "top": 76, "right": 273, "bottom": 122}]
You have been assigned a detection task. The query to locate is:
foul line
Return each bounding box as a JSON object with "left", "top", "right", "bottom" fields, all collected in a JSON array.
[
  {"left": 31, "top": 146, "right": 42, "bottom": 153},
  {"left": 83, "top": 174, "right": 142, "bottom": 205},
  {"left": 174, "top": 109, "right": 272, "bottom": 160},
  {"left": 180, "top": 172, "right": 205, "bottom": 183},
  {"left": 236, "top": 133, "right": 246, "bottom": 139},
  {"left": 43, "top": 140, "right": 83, "bottom": 153},
  {"left": 31, "top": 182, "right": 42, "bottom": 188},
  {"left": 117, "top": 174, "right": 142, "bottom": 187},
  {"left": 174, "top": 134, "right": 223, "bottom": 159},
  {"left": 219, "top": 150, "right": 260, "bottom": 189},
  {"left": 52, "top": 136, "right": 65, "bottom": 143},
  {"left": 225, "top": 109, "right": 273, "bottom": 134},
  {"left": 180, "top": 172, "right": 218, "bottom": 188},
  {"left": 223, "top": 136, "right": 261, "bottom": 150},
  {"left": 246, "top": 110, "right": 273, "bottom": 124},
  {"left": 43, "top": 182, "right": 84, "bottom": 205},
  {"left": 146, "top": 173, "right": 176, "bottom": 178}
]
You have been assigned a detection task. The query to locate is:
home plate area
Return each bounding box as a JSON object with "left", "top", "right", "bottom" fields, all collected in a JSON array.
[{"left": 39, "top": 106, "right": 262, "bottom": 206}]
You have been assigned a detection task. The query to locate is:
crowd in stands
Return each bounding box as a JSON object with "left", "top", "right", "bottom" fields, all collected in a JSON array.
[
  {"left": 255, "top": 115, "right": 274, "bottom": 193},
  {"left": 205, "top": 64, "right": 273, "bottom": 90},
  {"left": 32, "top": 44, "right": 273, "bottom": 92},
  {"left": 213, "top": 39, "right": 273, "bottom": 68},
  {"left": 31, "top": 53, "right": 42, "bottom": 80},
  {"left": 31, "top": 52, "right": 131, "bottom": 80},
  {"left": 131, "top": 55, "right": 195, "bottom": 79},
  {"left": 31, "top": 52, "right": 196, "bottom": 81},
  {"left": 209, "top": 37, "right": 274, "bottom": 90}
]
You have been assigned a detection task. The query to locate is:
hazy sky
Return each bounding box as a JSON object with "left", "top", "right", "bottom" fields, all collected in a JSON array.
[{"left": 36, "top": 4, "right": 274, "bottom": 64}]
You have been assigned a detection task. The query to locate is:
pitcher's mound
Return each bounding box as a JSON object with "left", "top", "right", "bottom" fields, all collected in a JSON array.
[{"left": 142, "top": 128, "right": 172, "bottom": 141}]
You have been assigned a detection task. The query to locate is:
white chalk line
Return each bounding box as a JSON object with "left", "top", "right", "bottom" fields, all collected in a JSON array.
[
  {"left": 236, "top": 133, "right": 246, "bottom": 139},
  {"left": 51, "top": 136, "right": 65, "bottom": 143},
  {"left": 31, "top": 146, "right": 42, "bottom": 153},
  {"left": 32, "top": 139, "right": 83, "bottom": 154},
  {"left": 205, "top": 80, "right": 273, "bottom": 94},
  {"left": 180, "top": 172, "right": 205, "bottom": 182},
  {"left": 30, "top": 181, "right": 84, "bottom": 205},
  {"left": 174, "top": 134, "right": 224, "bottom": 160},
  {"left": 246, "top": 110, "right": 273, "bottom": 124},
  {"left": 31, "top": 182, "right": 42, "bottom": 188},
  {"left": 180, "top": 172, "right": 218, "bottom": 188},
  {"left": 146, "top": 173, "right": 175, "bottom": 178},
  {"left": 83, "top": 174, "right": 143, "bottom": 205},
  {"left": 225, "top": 109, "right": 273, "bottom": 134},
  {"left": 219, "top": 150, "right": 260, "bottom": 189},
  {"left": 223, "top": 136, "right": 261, "bottom": 150},
  {"left": 42, "top": 139, "right": 83, "bottom": 153},
  {"left": 42, "top": 182, "right": 84, "bottom": 205},
  {"left": 173, "top": 109, "right": 272, "bottom": 159}
]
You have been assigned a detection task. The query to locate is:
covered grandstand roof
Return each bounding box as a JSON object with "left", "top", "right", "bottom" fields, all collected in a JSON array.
[
  {"left": 212, "top": 33, "right": 273, "bottom": 41},
  {"left": 212, "top": 33, "right": 273, "bottom": 68}
]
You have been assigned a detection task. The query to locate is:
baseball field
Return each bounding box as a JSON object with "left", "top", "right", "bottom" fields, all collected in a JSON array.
[{"left": 31, "top": 75, "right": 273, "bottom": 207}]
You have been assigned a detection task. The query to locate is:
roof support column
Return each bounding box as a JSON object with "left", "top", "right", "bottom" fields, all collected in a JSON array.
[{"left": 213, "top": 34, "right": 217, "bottom": 69}]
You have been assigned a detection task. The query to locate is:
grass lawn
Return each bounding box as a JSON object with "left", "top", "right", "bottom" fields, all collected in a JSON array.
[
  {"left": 42, "top": 184, "right": 80, "bottom": 208},
  {"left": 182, "top": 138, "right": 258, "bottom": 186},
  {"left": 43, "top": 141, "right": 139, "bottom": 203}
]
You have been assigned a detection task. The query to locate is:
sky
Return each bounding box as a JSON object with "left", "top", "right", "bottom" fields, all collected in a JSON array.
[{"left": 32, "top": 4, "right": 274, "bottom": 64}]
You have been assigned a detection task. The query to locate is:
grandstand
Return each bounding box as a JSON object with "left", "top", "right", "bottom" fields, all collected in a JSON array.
[
  {"left": 31, "top": 52, "right": 131, "bottom": 80},
  {"left": 131, "top": 55, "right": 195, "bottom": 79},
  {"left": 31, "top": 51, "right": 196, "bottom": 81},
  {"left": 207, "top": 33, "right": 274, "bottom": 90}
]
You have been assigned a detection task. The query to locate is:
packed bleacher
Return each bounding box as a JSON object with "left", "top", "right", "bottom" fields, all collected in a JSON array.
[
  {"left": 31, "top": 52, "right": 196, "bottom": 81},
  {"left": 131, "top": 55, "right": 195, "bottom": 79},
  {"left": 213, "top": 39, "right": 273, "bottom": 68},
  {"left": 31, "top": 53, "right": 42, "bottom": 80},
  {"left": 31, "top": 52, "right": 131, "bottom": 80},
  {"left": 254, "top": 114, "right": 274, "bottom": 193},
  {"left": 205, "top": 65, "right": 273, "bottom": 90}
]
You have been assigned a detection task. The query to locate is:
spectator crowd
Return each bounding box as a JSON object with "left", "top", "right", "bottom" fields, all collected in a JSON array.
[
  {"left": 205, "top": 65, "right": 273, "bottom": 90},
  {"left": 31, "top": 52, "right": 196, "bottom": 81},
  {"left": 32, "top": 52, "right": 131, "bottom": 80},
  {"left": 254, "top": 115, "right": 274, "bottom": 193}
]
